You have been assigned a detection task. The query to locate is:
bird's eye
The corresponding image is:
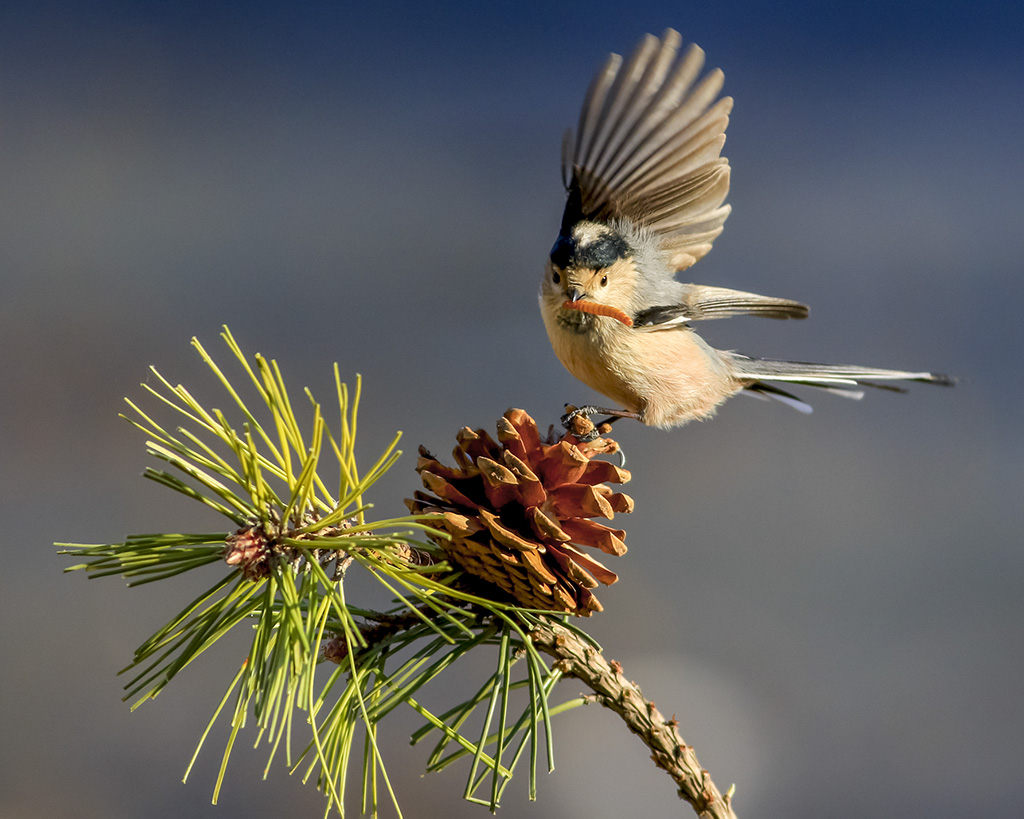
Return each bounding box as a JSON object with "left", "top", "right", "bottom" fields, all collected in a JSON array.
[
  {"left": 600, "top": 274, "right": 608, "bottom": 286},
  {"left": 552, "top": 271, "right": 561, "bottom": 284}
]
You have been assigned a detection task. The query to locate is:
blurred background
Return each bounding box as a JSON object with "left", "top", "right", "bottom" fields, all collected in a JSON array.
[{"left": 2, "top": 1, "right": 1021, "bottom": 816}]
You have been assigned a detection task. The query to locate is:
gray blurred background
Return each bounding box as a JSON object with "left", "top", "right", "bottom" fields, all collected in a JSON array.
[{"left": 3, "top": 1, "right": 1021, "bottom": 816}]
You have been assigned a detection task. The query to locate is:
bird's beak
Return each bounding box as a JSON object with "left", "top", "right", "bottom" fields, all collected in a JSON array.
[{"left": 566, "top": 285, "right": 587, "bottom": 303}]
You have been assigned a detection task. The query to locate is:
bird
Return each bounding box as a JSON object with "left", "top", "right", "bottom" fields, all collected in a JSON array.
[{"left": 539, "top": 28, "right": 952, "bottom": 430}]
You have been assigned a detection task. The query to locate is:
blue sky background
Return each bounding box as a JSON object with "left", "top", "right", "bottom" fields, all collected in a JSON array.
[{"left": 2, "top": 2, "right": 1022, "bottom": 817}]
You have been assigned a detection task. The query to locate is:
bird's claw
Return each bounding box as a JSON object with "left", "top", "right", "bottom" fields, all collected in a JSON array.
[{"left": 561, "top": 405, "right": 603, "bottom": 442}]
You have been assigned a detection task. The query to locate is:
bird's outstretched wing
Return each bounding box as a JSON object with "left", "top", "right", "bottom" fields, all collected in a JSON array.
[{"left": 562, "top": 28, "right": 732, "bottom": 272}]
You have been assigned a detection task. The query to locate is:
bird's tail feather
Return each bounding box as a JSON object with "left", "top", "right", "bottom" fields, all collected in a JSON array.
[{"left": 731, "top": 353, "right": 953, "bottom": 412}]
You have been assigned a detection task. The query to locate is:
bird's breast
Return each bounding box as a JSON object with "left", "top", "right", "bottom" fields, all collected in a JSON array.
[{"left": 544, "top": 316, "right": 645, "bottom": 412}]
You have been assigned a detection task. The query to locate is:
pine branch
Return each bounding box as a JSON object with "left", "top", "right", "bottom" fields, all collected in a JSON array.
[
  {"left": 60, "top": 328, "right": 743, "bottom": 816},
  {"left": 528, "top": 618, "right": 738, "bottom": 819},
  {"left": 341, "top": 602, "right": 739, "bottom": 818}
]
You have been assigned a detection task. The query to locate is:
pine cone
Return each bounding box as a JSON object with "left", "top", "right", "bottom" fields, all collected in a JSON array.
[
  {"left": 224, "top": 525, "right": 272, "bottom": 581},
  {"left": 406, "top": 409, "right": 632, "bottom": 616}
]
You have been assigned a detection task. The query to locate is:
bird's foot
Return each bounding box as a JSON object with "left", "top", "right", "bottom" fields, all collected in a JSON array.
[
  {"left": 561, "top": 404, "right": 637, "bottom": 442},
  {"left": 561, "top": 405, "right": 604, "bottom": 442}
]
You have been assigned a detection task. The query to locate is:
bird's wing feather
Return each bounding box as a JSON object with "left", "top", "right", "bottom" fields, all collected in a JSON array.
[
  {"left": 633, "top": 286, "right": 809, "bottom": 326},
  {"left": 563, "top": 29, "right": 732, "bottom": 271}
]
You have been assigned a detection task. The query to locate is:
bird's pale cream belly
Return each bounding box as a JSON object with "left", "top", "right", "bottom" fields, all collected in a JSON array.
[{"left": 545, "top": 316, "right": 740, "bottom": 429}]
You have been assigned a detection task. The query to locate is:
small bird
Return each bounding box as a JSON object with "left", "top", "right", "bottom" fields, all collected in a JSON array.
[{"left": 539, "top": 29, "right": 952, "bottom": 430}]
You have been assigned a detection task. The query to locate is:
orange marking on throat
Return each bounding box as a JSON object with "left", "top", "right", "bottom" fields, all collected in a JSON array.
[{"left": 562, "top": 300, "right": 634, "bottom": 327}]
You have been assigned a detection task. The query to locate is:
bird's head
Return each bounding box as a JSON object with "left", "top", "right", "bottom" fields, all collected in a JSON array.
[{"left": 542, "top": 221, "right": 639, "bottom": 329}]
